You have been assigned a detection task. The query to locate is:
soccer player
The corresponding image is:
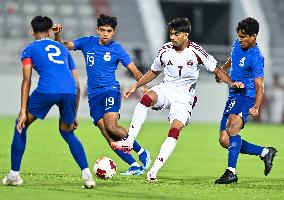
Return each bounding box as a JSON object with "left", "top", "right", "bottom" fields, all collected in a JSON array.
[
  {"left": 2, "top": 16, "right": 95, "bottom": 188},
  {"left": 111, "top": 17, "right": 244, "bottom": 182},
  {"left": 214, "top": 17, "right": 277, "bottom": 184},
  {"left": 53, "top": 14, "right": 151, "bottom": 175}
]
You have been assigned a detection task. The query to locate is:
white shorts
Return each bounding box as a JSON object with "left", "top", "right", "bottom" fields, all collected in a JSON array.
[{"left": 151, "top": 83, "right": 196, "bottom": 126}]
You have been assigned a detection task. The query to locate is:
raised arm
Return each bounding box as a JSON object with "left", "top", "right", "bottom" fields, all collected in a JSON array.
[
  {"left": 52, "top": 24, "right": 75, "bottom": 50},
  {"left": 17, "top": 59, "right": 33, "bottom": 133}
]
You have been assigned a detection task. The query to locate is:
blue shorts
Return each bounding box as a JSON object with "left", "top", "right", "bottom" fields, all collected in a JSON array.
[
  {"left": 88, "top": 89, "right": 121, "bottom": 125},
  {"left": 219, "top": 95, "right": 255, "bottom": 131},
  {"left": 28, "top": 90, "right": 77, "bottom": 125}
]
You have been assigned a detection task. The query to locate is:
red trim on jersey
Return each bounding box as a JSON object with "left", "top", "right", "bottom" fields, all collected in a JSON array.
[
  {"left": 22, "top": 58, "right": 32, "bottom": 65},
  {"left": 193, "top": 51, "right": 203, "bottom": 65},
  {"left": 168, "top": 128, "right": 180, "bottom": 140}
]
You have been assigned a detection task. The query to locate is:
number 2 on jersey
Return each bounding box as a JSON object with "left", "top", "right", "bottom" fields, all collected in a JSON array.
[{"left": 45, "top": 45, "right": 64, "bottom": 64}]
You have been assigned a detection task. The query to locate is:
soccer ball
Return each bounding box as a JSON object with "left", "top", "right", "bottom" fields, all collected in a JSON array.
[{"left": 93, "top": 157, "right": 117, "bottom": 179}]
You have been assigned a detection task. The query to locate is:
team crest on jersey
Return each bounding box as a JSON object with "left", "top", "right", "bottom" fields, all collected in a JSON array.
[
  {"left": 104, "top": 52, "right": 111, "bottom": 61},
  {"left": 187, "top": 60, "right": 193, "bottom": 66},
  {"left": 239, "top": 57, "right": 246, "bottom": 67}
]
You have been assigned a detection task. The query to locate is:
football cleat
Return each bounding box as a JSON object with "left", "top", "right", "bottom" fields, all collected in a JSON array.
[
  {"left": 139, "top": 150, "right": 151, "bottom": 170},
  {"left": 215, "top": 169, "right": 238, "bottom": 184},
  {"left": 261, "top": 147, "right": 277, "bottom": 176},
  {"left": 111, "top": 139, "right": 133, "bottom": 153},
  {"left": 82, "top": 176, "right": 96, "bottom": 189},
  {"left": 120, "top": 166, "right": 144, "bottom": 176},
  {"left": 147, "top": 170, "right": 157, "bottom": 182},
  {"left": 2, "top": 175, "right": 23, "bottom": 186}
]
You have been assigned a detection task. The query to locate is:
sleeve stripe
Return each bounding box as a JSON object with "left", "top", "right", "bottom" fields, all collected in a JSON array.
[{"left": 22, "top": 58, "right": 32, "bottom": 65}]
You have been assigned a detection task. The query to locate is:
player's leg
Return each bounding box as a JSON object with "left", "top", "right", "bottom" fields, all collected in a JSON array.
[
  {"left": 127, "top": 90, "right": 158, "bottom": 143},
  {"left": 96, "top": 119, "right": 144, "bottom": 175},
  {"left": 218, "top": 97, "right": 277, "bottom": 177},
  {"left": 103, "top": 112, "right": 128, "bottom": 140},
  {"left": 58, "top": 94, "right": 95, "bottom": 188},
  {"left": 147, "top": 119, "right": 184, "bottom": 182},
  {"left": 3, "top": 112, "right": 37, "bottom": 186},
  {"left": 111, "top": 89, "right": 159, "bottom": 151},
  {"left": 216, "top": 114, "right": 242, "bottom": 184},
  {"left": 147, "top": 94, "right": 191, "bottom": 182}
]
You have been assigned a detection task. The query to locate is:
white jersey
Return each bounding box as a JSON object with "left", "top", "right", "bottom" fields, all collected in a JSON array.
[{"left": 151, "top": 41, "right": 217, "bottom": 91}]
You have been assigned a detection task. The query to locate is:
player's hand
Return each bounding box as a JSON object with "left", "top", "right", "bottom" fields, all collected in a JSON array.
[
  {"left": 249, "top": 107, "right": 259, "bottom": 117},
  {"left": 230, "top": 82, "right": 244, "bottom": 88},
  {"left": 215, "top": 75, "right": 222, "bottom": 84},
  {"left": 73, "top": 117, "right": 79, "bottom": 130},
  {"left": 123, "top": 85, "right": 137, "bottom": 100},
  {"left": 52, "top": 24, "right": 63, "bottom": 34},
  {"left": 140, "top": 85, "right": 148, "bottom": 93},
  {"left": 16, "top": 110, "right": 27, "bottom": 133}
]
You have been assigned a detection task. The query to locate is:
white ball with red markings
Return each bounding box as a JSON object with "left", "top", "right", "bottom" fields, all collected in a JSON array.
[{"left": 93, "top": 157, "right": 117, "bottom": 179}]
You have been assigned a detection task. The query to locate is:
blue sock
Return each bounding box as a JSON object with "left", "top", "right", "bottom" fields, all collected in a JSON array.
[
  {"left": 113, "top": 149, "right": 136, "bottom": 165},
  {"left": 60, "top": 130, "right": 88, "bottom": 170},
  {"left": 133, "top": 140, "right": 142, "bottom": 153},
  {"left": 228, "top": 135, "right": 242, "bottom": 169},
  {"left": 11, "top": 122, "right": 27, "bottom": 171},
  {"left": 240, "top": 139, "right": 264, "bottom": 156}
]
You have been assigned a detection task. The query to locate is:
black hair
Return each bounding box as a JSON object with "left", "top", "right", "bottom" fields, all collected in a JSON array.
[
  {"left": 97, "top": 14, "right": 117, "bottom": 30},
  {"left": 236, "top": 17, "right": 259, "bottom": 36},
  {"left": 167, "top": 17, "right": 191, "bottom": 34},
  {"left": 31, "top": 15, "right": 53, "bottom": 33}
]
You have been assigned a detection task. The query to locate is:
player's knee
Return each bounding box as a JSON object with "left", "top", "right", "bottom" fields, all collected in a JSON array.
[
  {"left": 219, "top": 136, "right": 229, "bottom": 149},
  {"left": 168, "top": 128, "right": 180, "bottom": 140},
  {"left": 226, "top": 122, "right": 241, "bottom": 136},
  {"left": 140, "top": 94, "right": 153, "bottom": 107}
]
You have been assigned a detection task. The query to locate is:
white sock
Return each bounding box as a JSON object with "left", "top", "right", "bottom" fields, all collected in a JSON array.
[
  {"left": 82, "top": 168, "right": 92, "bottom": 180},
  {"left": 137, "top": 148, "right": 144, "bottom": 156},
  {"left": 130, "top": 162, "right": 140, "bottom": 167},
  {"left": 128, "top": 103, "right": 149, "bottom": 143},
  {"left": 151, "top": 137, "right": 177, "bottom": 173},
  {"left": 9, "top": 170, "right": 19, "bottom": 178},
  {"left": 227, "top": 167, "right": 236, "bottom": 174},
  {"left": 261, "top": 148, "right": 269, "bottom": 157}
]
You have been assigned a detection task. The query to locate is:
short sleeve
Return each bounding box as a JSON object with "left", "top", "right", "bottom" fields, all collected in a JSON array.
[
  {"left": 251, "top": 55, "right": 264, "bottom": 79},
  {"left": 21, "top": 44, "right": 32, "bottom": 60},
  {"left": 73, "top": 36, "right": 90, "bottom": 51},
  {"left": 192, "top": 47, "right": 217, "bottom": 72},
  {"left": 150, "top": 48, "right": 166, "bottom": 72},
  {"left": 118, "top": 44, "right": 131, "bottom": 67}
]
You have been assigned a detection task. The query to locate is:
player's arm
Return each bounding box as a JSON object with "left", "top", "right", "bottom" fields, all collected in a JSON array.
[
  {"left": 17, "top": 59, "right": 33, "bottom": 133},
  {"left": 215, "top": 58, "right": 232, "bottom": 83},
  {"left": 213, "top": 67, "right": 244, "bottom": 88},
  {"left": 52, "top": 24, "right": 75, "bottom": 50},
  {"left": 249, "top": 77, "right": 264, "bottom": 117},
  {"left": 123, "top": 70, "right": 161, "bottom": 99},
  {"left": 126, "top": 62, "right": 147, "bottom": 93},
  {"left": 72, "top": 69, "right": 80, "bottom": 129}
]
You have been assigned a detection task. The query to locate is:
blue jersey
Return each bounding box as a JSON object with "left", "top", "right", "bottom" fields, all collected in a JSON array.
[
  {"left": 21, "top": 38, "right": 76, "bottom": 94},
  {"left": 229, "top": 39, "right": 264, "bottom": 97},
  {"left": 73, "top": 36, "right": 131, "bottom": 98}
]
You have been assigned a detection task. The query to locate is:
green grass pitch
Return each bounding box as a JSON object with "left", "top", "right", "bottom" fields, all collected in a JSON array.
[{"left": 0, "top": 117, "right": 283, "bottom": 200}]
